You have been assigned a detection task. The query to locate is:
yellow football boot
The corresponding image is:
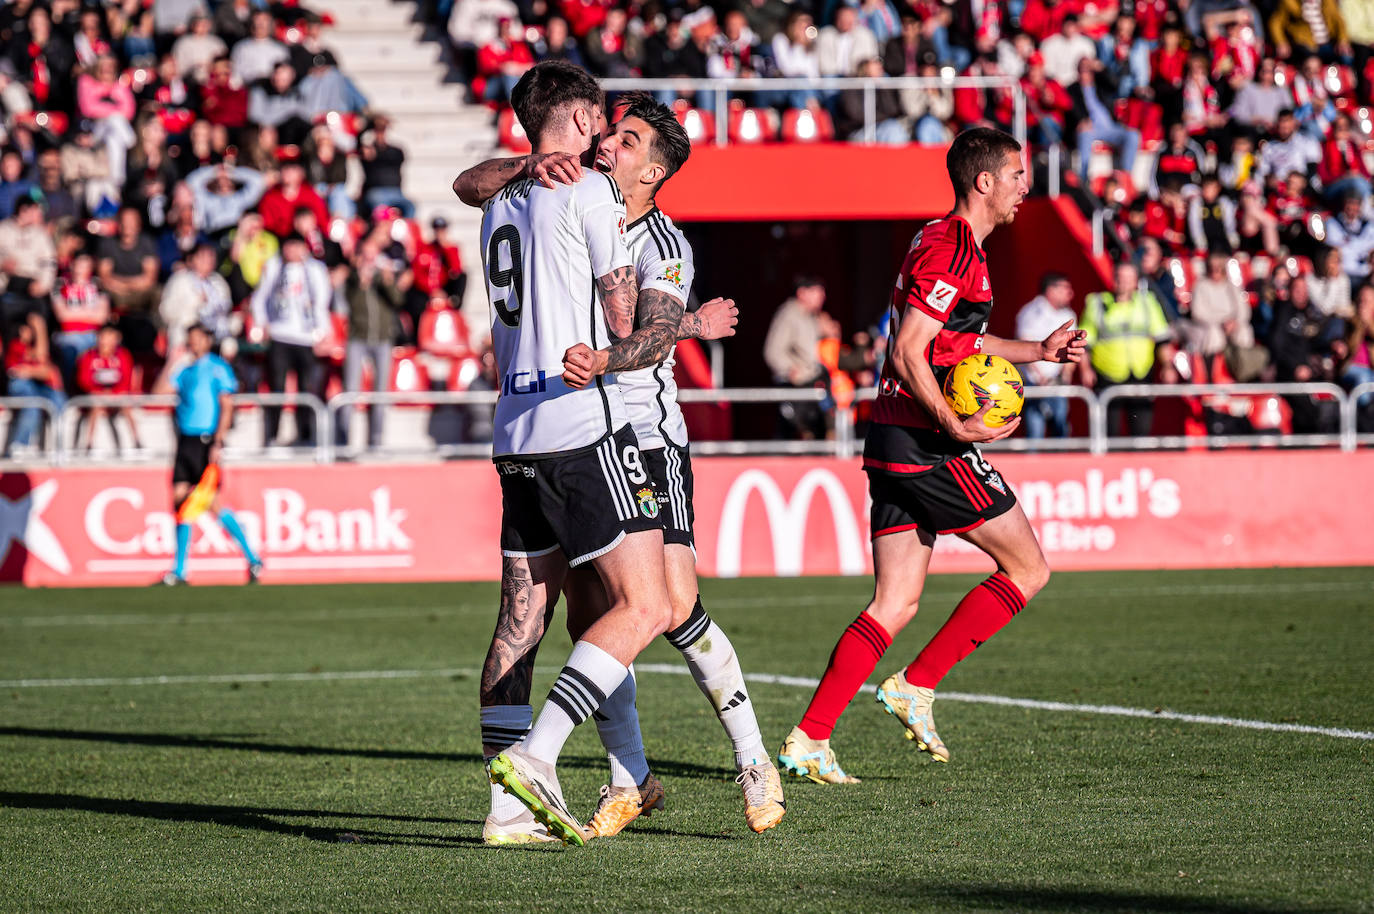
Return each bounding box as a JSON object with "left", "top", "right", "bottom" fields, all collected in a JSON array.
[
  {"left": 776, "top": 726, "right": 860, "bottom": 784},
  {"left": 875, "top": 671, "right": 950, "bottom": 762},
  {"left": 736, "top": 762, "right": 787, "bottom": 832},
  {"left": 586, "top": 773, "right": 665, "bottom": 838}
]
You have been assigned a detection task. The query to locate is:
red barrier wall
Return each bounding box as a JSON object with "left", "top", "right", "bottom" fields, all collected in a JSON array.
[
  {"left": 656, "top": 144, "right": 954, "bottom": 222},
  {"left": 2, "top": 451, "right": 1370, "bottom": 586}
]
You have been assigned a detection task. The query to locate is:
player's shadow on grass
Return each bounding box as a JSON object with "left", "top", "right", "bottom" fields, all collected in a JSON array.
[
  {"left": 0, "top": 726, "right": 733, "bottom": 780},
  {"left": 896, "top": 883, "right": 1337, "bottom": 914},
  {"left": 0, "top": 791, "right": 486, "bottom": 848}
]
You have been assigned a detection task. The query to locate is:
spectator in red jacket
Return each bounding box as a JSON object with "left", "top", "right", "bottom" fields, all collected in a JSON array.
[
  {"left": 1150, "top": 25, "right": 1189, "bottom": 124},
  {"left": 50, "top": 251, "right": 110, "bottom": 387},
  {"left": 412, "top": 216, "right": 467, "bottom": 302},
  {"left": 1020, "top": 0, "right": 1085, "bottom": 42},
  {"left": 3, "top": 314, "right": 65, "bottom": 457},
  {"left": 201, "top": 56, "right": 250, "bottom": 130},
  {"left": 74, "top": 323, "right": 140, "bottom": 452},
  {"left": 258, "top": 160, "right": 329, "bottom": 238},
  {"left": 1318, "top": 115, "right": 1373, "bottom": 202},
  {"left": 477, "top": 17, "right": 536, "bottom": 102},
  {"left": 1021, "top": 52, "right": 1073, "bottom": 144}
]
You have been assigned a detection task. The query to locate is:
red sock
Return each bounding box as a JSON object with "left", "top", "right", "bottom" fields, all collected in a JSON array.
[
  {"left": 799, "top": 612, "right": 892, "bottom": 740},
  {"left": 905, "top": 573, "right": 1026, "bottom": 689}
]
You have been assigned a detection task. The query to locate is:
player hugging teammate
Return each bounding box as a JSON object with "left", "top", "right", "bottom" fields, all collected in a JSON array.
[{"left": 454, "top": 63, "right": 784, "bottom": 847}]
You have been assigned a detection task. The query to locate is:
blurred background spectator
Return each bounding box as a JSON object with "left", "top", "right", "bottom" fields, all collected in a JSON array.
[
  {"left": 1016, "top": 272, "right": 1081, "bottom": 440},
  {"left": 764, "top": 275, "right": 829, "bottom": 439}
]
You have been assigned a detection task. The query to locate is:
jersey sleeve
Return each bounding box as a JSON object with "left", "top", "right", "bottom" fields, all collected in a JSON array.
[
  {"left": 903, "top": 234, "right": 972, "bottom": 324},
  {"left": 576, "top": 174, "right": 634, "bottom": 279},
  {"left": 213, "top": 358, "right": 239, "bottom": 395},
  {"left": 636, "top": 235, "right": 694, "bottom": 305}
]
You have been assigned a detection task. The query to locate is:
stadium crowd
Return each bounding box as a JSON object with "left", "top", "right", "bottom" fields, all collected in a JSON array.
[
  {"left": 433, "top": 0, "right": 1371, "bottom": 440},
  {"left": 0, "top": 0, "right": 477, "bottom": 457}
]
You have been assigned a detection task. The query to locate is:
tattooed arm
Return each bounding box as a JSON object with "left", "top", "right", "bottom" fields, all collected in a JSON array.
[
  {"left": 451, "top": 151, "right": 584, "bottom": 207},
  {"left": 563, "top": 287, "right": 679, "bottom": 387},
  {"left": 678, "top": 296, "right": 739, "bottom": 341},
  {"left": 597, "top": 265, "right": 640, "bottom": 341}
]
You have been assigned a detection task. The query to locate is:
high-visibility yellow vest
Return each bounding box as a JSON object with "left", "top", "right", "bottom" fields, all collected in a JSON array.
[{"left": 1081, "top": 290, "right": 1170, "bottom": 383}]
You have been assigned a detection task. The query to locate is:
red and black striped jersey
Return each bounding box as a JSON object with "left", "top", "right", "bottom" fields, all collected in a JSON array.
[{"left": 872, "top": 214, "right": 993, "bottom": 432}]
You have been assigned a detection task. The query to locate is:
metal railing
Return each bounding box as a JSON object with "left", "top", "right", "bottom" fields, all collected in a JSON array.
[
  {"left": 599, "top": 76, "right": 1026, "bottom": 149},
  {"left": 0, "top": 396, "right": 64, "bottom": 458},
  {"left": 2, "top": 380, "right": 1369, "bottom": 465},
  {"left": 6, "top": 392, "right": 334, "bottom": 465},
  {"left": 1093, "top": 382, "right": 1350, "bottom": 455},
  {"left": 1342, "top": 381, "right": 1374, "bottom": 452}
]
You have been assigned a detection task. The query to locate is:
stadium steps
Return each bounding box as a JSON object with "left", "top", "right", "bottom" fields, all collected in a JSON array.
[{"left": 326, "top": 0, "right": 503, "bottom": 335}]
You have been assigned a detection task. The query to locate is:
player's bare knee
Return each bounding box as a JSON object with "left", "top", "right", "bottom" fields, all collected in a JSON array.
[
  {"left": 867, "top": 596, "right": 918, "bottom": 634},
  {"left": 1009, "top": 560, "right": 1050, "bottom": 601}
]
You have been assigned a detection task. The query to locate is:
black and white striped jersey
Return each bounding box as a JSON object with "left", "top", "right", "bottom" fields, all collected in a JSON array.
[
  {"left": 481, "top": 171, "right": 634, "bottom": 458},
  {"left": 620, "top": 207, "right": 694, "bottom": 451}
]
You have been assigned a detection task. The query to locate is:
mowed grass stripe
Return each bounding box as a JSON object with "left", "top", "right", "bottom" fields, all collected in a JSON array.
[
  {"left": 2, "top": 577, "right": 1370, "bottom": 627},
  {"left": 5, "top": 662, "right": 1371, "bottom": 742}
]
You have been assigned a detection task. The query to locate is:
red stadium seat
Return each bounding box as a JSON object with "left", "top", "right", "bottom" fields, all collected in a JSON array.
[
  {"left": 498, "top": 108, "right": 532, "bottom": 153},
  {"left": 673, "top": 103, "right": 717, "bottom": 145},
  {"left": 447, "top": 355, "right": 483, "bottom": 391},
  {"left": 389, "top": 348, "right": 430, "bottom": 394},
  {"left": 418, "top": 306, "right": 471, "bottom": 359},
  {"left": 781, "top": 108, "right": 834, "bottom": 143},
  {"left": 728, "top": 106, "right": 778, "bottom": 144},
  {"left": 1166, "top": 256, "right": 1195, "bottom": 308},
  {"left": 1090, "top": 170, "right": 1137, "bottom": 205}
]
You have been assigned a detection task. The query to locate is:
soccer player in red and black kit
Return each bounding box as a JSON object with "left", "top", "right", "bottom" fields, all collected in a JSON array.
[{"left": 778, "top": 127, "right": 1087, "bottom": 782}]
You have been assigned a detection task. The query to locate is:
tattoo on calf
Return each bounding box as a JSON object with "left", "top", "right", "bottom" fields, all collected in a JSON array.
[{"left": 479, "top": 557, "right": 553, "bottom": 719}]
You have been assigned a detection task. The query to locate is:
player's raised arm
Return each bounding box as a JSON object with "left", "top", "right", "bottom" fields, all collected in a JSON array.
[
  {"left": 452, "top": 152, "right": 584, "bottom": 207},
  {"left": 890, "top": 308, "right": 1019, "bottom": 443},
  {"left": 983, "top": 320, "right": 1087, "bottom": 365}
]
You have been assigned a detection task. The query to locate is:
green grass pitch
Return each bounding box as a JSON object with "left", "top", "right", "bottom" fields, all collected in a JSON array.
[{"left": 1, "top": 567, "right": 1371, "bottom": 913}]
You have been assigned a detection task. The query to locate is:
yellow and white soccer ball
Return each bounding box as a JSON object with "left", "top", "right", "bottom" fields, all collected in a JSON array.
[{"left": 942, "top": 354, "right": 1025, "bottom": 428}]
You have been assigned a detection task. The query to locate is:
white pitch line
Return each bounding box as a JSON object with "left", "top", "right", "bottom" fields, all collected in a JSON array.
[
  {"left": 3, "top": 579, "right": 1370, "bottom": 628},
  {"left": 0, "top": 668, "right": 478, "bottom": 689},
  {"left": 2, "top": 662, "right": 1370, "bottom": 743}
]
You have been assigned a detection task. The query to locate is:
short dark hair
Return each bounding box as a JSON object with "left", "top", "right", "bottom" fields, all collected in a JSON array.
[
  {"left": 946, "top": 127, "right": 1022, "bottom": 199},
  {"left": 1039, "top": 271, "right": 1070, "bottom": 293},
  {"left": 616, "top": 90, "right": 691, "bottom": 191},
  {"left": 511, "top": 60, "right": 604, "bottom": 148}
]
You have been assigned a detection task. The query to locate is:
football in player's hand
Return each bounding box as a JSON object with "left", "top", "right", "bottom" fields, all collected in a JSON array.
[{"left": 943, "top": 354, "right": 1025, "bottom": 428}]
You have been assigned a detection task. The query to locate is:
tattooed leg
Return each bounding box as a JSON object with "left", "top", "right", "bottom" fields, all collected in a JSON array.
[{"left": 480, "top": 552, "right": 567, "bottom": 756}]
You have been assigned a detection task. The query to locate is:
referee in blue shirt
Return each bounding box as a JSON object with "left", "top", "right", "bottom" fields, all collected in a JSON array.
[{"left": 154, "top": 323, "right": 262, "bottom": 584}]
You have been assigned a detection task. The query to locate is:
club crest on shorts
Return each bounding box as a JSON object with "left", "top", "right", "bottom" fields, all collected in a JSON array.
[
  {"left": 985, "top": 471, "right": 1007, "bottom": 495},
  {"left": 636, "top": 487, "right": 660, "bottom": 519}
]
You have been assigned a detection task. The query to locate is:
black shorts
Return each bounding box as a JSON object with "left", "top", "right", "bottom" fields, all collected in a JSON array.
[
  {"left": 497, "top": 425, "right": 665, "bottom": 567},
  {"left": 642, "top": 443, "right": 694, "bottom": 548},
  {"left": 172, "top": 434, "right": 216, "bottom": 486},
  {"left": 863, "top": 423, "right": 1017, "bottom": 537}
]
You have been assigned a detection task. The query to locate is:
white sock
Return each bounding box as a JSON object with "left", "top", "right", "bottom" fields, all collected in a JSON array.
[
  {"left": 523, "top": 640, "right": 629, "bottom": 764},
  {"left": 666, "top": 600, "right": 769, "bottom": 770},
  {"left": 481, "top": 704, "right": 531, "bottom": 820},
  {"left": 593, "top": 667, "right": 650, "bottom": 788}
]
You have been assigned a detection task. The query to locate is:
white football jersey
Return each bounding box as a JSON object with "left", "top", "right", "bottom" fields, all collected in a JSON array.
[
  {"left": 620, "top": 208, "right": 694, "bottom": 450},
  {"left": 480, "top": 172, "right": 634, "bottom": 458}
]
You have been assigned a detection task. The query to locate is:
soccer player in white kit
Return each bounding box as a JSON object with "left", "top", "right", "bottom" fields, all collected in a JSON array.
[
  {"left": 470, "top": 61, "right": 676, "bottom": 847},
  {"left": 457, "top": 91, "right": 786, "bottom": 842}
]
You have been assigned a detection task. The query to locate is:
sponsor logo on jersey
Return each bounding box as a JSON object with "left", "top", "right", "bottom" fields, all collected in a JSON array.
[
  {"left": 982, "top": 276, "right": 990, "bottom": 292},
  {"left": 618, "top": 216, "right": 625, "bottom": 235},
  {"left": 926, "top": 280, "right": 959, "bottom": 313},
  {"left": 659, "top": 261, "right": 683, "bottom": 288},
  {"left": 501, "top": 369, "right": 548, "bottom": 396},
  {"left": 636, "top": 487, "right": 660, "bottom": 519}
]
